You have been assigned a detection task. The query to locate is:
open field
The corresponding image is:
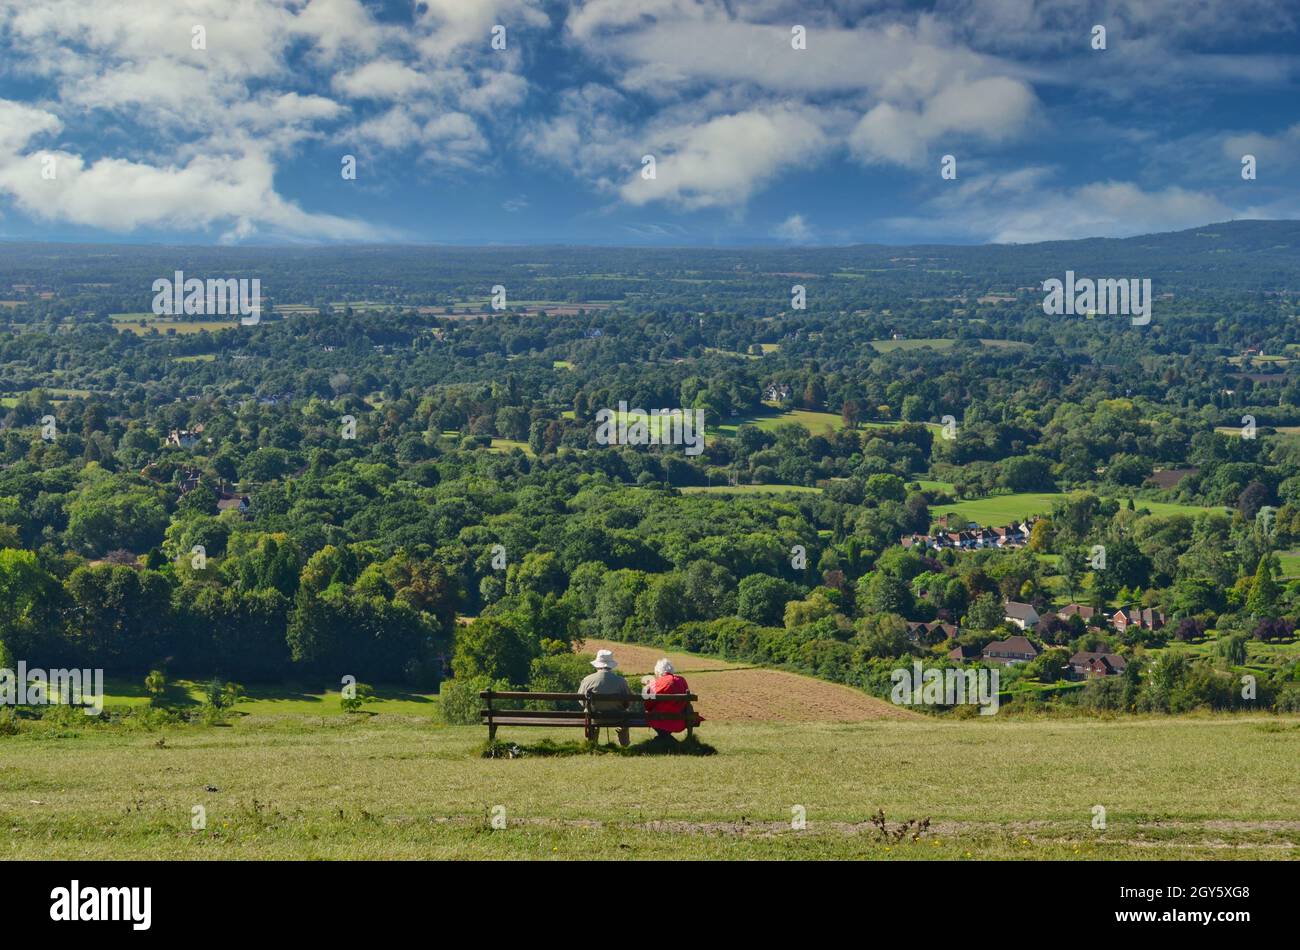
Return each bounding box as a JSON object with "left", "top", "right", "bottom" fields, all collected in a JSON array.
[
  {"left": 111, "top": 313, "right": 237, "bottom": 335},
  {"left": 715, "top": 407, "right": 844, "bottom": 436},
  {"left": 869, "top": 337, "right": 1032, "bottom": 353},
  {"left": 931, "top": 492, "right": 1222, "bottom": 527},
  {"left": 3, "top": 714, "right": 1296, "bottom": 860},
  {"left": 581, "top": 639, "right": 918, "bottom": 723},
  {"left": 488, "top": 438, "right": 534, "bottom": 456}
]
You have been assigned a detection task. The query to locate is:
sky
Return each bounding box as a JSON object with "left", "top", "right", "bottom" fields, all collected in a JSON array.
[{"left": 0, "top": 0, "right": 1297, "bottom": 247}]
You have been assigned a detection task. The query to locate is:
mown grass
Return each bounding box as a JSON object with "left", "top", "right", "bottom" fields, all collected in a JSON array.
[
  {"left": 2, "top": 715, "right": 1296, "bottom": 860},
  {"left": 931, "top": 492, "right": 1221, "bottom": 527}
]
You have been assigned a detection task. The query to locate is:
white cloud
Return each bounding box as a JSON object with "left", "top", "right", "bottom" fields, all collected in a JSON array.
[
  {"left": 889, "top": 171, "right": 1242, "bottom": 243},
  {"left": 333, "top": 60, "right": 429, "bottom": 100},
  {"left": 772, "top": 213, "right": 812, "bottom": 242},
  {"left": 849, "top": 76, "right": 1037, "bottom": 167},
  {"left": 0, "top": 98, "right": 389, "bottom": 241},
  {"left": 1223, "top": 123, "right": 1300, "bottom": 168},
  {"left": 620, "top": 107, "right": 828, "bottom": 209}
]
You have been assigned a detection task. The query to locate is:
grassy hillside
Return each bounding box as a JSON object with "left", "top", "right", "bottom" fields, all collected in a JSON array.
[{"left": 3, "top": 715, "right": 1296, "bottom": 859}]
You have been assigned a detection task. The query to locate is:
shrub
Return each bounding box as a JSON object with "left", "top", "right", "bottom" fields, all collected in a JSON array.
[
  {"left": 340, "top": 681, "right": 376, "bottom": 713},
  {"left": 440, "top": 675, "right": 497, "bottom": 725}
]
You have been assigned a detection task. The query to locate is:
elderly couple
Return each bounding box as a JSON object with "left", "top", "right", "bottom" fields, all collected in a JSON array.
[{"left": 577, "top": 649, "right": 689, "bottom": 746}]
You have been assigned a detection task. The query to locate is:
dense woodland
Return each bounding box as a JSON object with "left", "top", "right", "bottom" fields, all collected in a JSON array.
[{"left": 3, "top": 221, "right": 1300, "bottom": 717}]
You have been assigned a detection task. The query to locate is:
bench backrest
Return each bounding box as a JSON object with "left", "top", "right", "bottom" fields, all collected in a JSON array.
[{"left": 480, "top": 690, "right": 697, "bottom": 706}]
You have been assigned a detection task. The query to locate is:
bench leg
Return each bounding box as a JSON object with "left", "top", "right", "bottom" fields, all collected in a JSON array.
[{"left": 488, "top": 724, "right": 497, "bottom": 742}]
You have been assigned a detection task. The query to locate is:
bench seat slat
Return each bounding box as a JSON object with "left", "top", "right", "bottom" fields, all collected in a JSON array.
[{"left": 481, "top": 714, "right": 702, "bottom": 726}]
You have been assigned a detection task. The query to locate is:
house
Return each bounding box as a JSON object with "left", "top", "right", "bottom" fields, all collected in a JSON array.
[
  {"left": 947, "top": 643, "right": 981, "bottom": 661},
  {"left": 764, "top": 383, "right": 792, "bottom": 402},
  {"left": 901, "top": 517, "right": 1035, "bottom": 552},
  {"left": 165, "top": 423, "right": 205, "bottom": 448},
  {"left": 216, "top": 493, "right": 250, "bottom": 515},
  {"left": 1069, "top": 651, "right": 1128, "bottom": 679},
  {"left": 1111, "top": 606, "right": 1165, "bottom": 633},
  {"left": 981, "top": 635, "right": 1042, "bottom": 666},
  {"left": 1057, "top": 603, "right": 1099, "bottom": 622},
  {"left": 907, "top": 621, "right": 959, "bottom": 643},
  {"left": 1003, "top": 601, "right": 1040, "bottom": 630},
  {"left": 992, "top": 523, "right": 1029, "bottom": 547}
]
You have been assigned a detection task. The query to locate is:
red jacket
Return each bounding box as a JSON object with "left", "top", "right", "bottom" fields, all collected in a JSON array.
[{"left": 644, "top": 673, "right": 690, "bottom": 732}]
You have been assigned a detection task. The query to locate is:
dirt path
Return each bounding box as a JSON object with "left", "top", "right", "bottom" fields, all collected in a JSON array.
[{"left": 580, "top": 639, "right": 923, "bottom": 723}]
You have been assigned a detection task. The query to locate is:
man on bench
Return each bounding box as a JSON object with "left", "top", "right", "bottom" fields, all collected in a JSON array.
[{"left": 577, "top": 649, "right": 632, "bottom": 746}]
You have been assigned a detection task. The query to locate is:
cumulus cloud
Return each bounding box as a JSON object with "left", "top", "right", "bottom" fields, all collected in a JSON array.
[
  {"left": 620, "top": 107, "right": 828, "bottom": 209},
  {"left": 0, "top": 103, "right": 390, "bottom": 241},
  {"left": 0, "top": 0, "right": 1293, "bottom": 241},
  {"left": 772, "top": 213, "right": 812, "bottom": 242},
  {"left": 0, "top": 0, "right": 542, "bottom": 240},
  {"left": 849, "top": 76, "right": 1037, "bottom": 167}
]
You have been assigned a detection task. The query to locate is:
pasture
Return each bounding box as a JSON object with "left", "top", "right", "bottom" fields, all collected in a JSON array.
[{"left": 931, "top": 492, "right": 1221, "bottom": 527}]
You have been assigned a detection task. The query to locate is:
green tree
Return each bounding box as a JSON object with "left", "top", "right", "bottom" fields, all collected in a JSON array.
[{"left": 1247, "top": 553, "right": 1280, "bottom": 617}]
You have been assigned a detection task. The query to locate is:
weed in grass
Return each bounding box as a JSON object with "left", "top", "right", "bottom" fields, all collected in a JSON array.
[{"left": 480, "top": 735, "right": 717, "bottom": 759}]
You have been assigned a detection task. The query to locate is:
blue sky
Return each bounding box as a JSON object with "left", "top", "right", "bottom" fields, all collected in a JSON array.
[{"left": 0, "top": 0, "right": 1297, "bottom": 247}]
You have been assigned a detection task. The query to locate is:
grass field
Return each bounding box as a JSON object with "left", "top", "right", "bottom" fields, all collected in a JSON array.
[
  {"left": 8, "top": 640, "right": 1296, "bottom": 860},
  {"left": 111, "top": 313, "right": 237, "bottom": 335},
  {"left": 488, "top": 438, "right": 534, "bottom": 456},
  {"left": 869, "top": 338, "right": 1032, "bottom": 353},
  {"left": 715, "top": 407, "right": 844, "bottom": 437},
  {"left": 4, "top": 714, "right": 1296, "bottom": 860},
  {"left": 931, "top": 492, "right": 1222, "bottom": 527}
]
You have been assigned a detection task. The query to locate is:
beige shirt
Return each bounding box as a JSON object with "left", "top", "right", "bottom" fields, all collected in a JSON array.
[{"left": 579, "top": 668, "right": 631, "bottom": 712}]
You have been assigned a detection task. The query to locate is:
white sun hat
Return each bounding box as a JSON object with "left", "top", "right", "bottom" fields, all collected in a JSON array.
[{"left": 591, "top": 649, "right": 618, "bottom": 669}]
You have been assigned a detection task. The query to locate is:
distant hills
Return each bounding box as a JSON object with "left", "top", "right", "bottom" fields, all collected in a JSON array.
[{"left": 1, "top": 219, "right": 1297, "bottom": 297}]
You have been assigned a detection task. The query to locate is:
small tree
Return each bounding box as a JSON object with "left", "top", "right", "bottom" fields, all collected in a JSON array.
[
  {"left": 1247, "top": 553, "right": 1280, "bottom": 618},
  {"left": 144, "top": 669, "right": 167, "bottom": 706},
  {"left": 340, "top": 682, "right": 375, "bottom": 713},
  {"left": 1216, "top": 633, "right": 1248, "bottom": 666}
]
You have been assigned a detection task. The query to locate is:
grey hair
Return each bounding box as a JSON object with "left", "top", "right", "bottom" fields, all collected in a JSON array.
[{"left": 654, "top": 658, "right": 674, "bottom": 675}]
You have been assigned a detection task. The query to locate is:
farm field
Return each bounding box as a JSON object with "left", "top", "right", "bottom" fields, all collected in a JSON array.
[
  {"left": 580, "top": 639, "right": 917, "bottom": 723},
  {"left": 3, "top": 713, "right": 1295, "bottom": 860},
  {"left": 931, "top": 492, "right": 1221, "bottom": 527}
]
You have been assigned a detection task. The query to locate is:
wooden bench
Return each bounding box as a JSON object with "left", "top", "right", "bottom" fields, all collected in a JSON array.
[{"left": 480, "top": 690, "right": 701, "bottom": 741}]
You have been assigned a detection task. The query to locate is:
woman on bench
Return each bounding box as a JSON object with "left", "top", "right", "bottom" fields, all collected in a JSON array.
[{"left": 644, "top": 658, "right": 690, "bottom": 740}]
